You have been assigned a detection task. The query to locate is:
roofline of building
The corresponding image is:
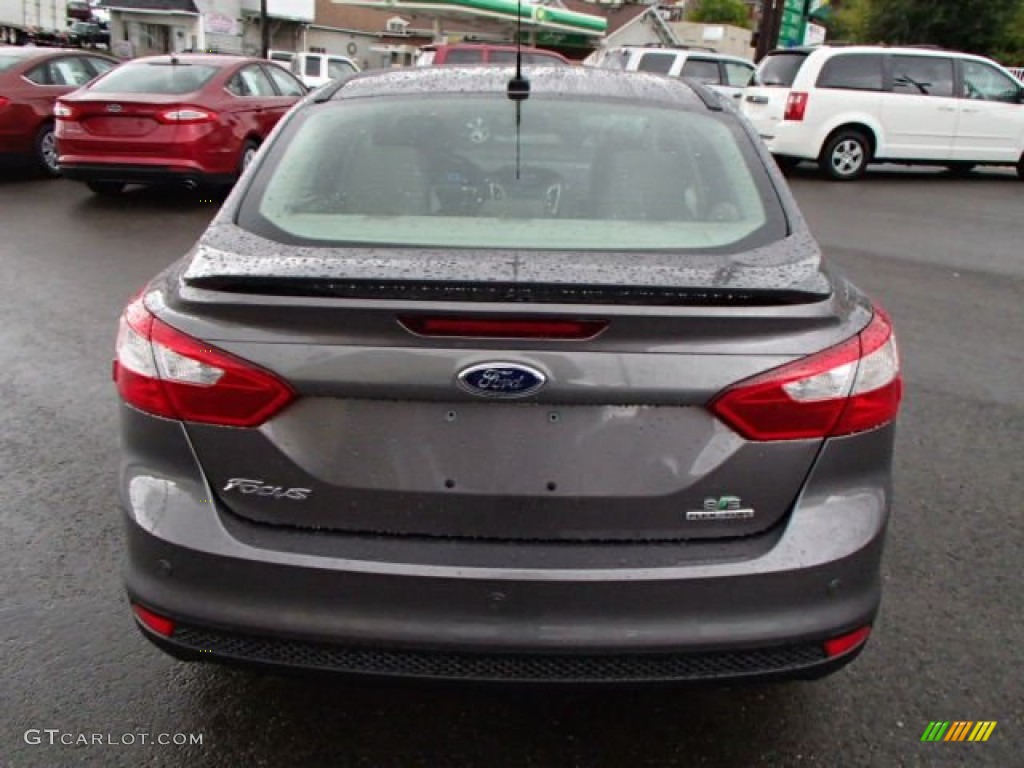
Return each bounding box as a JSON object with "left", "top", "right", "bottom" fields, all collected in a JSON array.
[{"left": 104, "top": 7, "right": 199, "bottom": 16}]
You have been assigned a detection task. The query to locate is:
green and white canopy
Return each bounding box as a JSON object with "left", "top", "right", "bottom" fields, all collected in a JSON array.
[{"left": 333, "top": 0, "right": 607, "bottom": 40}]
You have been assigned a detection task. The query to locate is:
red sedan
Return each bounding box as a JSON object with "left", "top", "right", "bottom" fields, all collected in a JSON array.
[
  {"left": 0, "top": 46, "right": 117, "bottom": 175},
  {"left": 56, "top": 54, "right": 307, "bottom": 195}
]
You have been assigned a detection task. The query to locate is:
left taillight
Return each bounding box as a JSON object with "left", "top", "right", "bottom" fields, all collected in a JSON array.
[
  {"left": 710, "top": 306, "right": 902, "bottom": 441},
  {"left": 156, "top": 107, "right": 217, "bottom": 124},
  {"left": 783, "top": 91, "right": 809, "bottom": 122},
  {"left": 54, "top": 101, "right": 74, "bottom": 119},
  {"left": 113, "top": 295, "right": 294, "bottom": 427}
]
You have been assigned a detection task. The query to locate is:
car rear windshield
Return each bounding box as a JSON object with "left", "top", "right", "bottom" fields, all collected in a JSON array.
[
  {"left": 87, "top": 63, "right": 219, "bottom": 94},
  {"left": 490, "top": 50, "right": 566, "bottom": 66},
  {"left": 237, "top": 94, "right": 786, "bottom": 252},
  {"left": 758, "top": 52, "right": 808, "bottom": 87},
  {"left": 0, "top": 53, "right": 33, "bottom": 72},
  {"left": 442, "top": 49, "right": 484, "bottom": 64}
]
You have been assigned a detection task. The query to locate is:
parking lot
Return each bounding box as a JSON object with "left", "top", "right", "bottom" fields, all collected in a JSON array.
[{"left": 1, "top": 168, "right": 1022, "bottom": 767}]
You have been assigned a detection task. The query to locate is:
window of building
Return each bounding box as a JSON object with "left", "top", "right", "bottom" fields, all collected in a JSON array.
[{"left": 386, "top": 17, "right": 408, "bottom": 34}]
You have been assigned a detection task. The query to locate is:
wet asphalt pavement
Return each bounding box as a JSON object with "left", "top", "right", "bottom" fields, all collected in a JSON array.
[{"left": 1, "top": 167, "right": 1021, "bottom": 767}]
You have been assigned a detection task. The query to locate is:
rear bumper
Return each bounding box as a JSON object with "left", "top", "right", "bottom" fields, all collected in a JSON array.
[
  {"left": 125, "top": 511, "right": 881, "bottom": 682},
  {"left": 121, "top": 411, "right": 895, "bottom": 683},
  {"left": 140, "top": 615, "right": 865, "bottom": 683},
  {"left": 61, "top": 162, "right": 235, "bottom": 187},
  {"left": 752, "top": 122, "right": 821, "bottom": 161}
]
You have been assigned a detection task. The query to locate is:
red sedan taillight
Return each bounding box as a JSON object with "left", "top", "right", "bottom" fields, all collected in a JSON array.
[
  {"left": 0, "top": 96, "right": 10, "bottom": 110},
  {"left": 53, "top": 101, "right": 74, "bottom": 119},
  {"left": 156, "top": 107, "right": 217, "bottom": 124},
  {"left": 113, "top": 295, "right": 294, "bottom": 427},
  {"left": 710, "top": 307, "right": 902, "bottom": 441}
]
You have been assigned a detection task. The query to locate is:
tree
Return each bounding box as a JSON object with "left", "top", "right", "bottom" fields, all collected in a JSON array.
[
  {"left": 689, "top": 0, "right": 752, "bottom": 29},
  {"left": 992, "top": 1, "right": 1024, "bottom": 64},
  {"left": 826, "top": 0, "right": 872, "bottom": 42},
  {"left": 864, "top": 0, "right": 1022, "bottom": 58}
]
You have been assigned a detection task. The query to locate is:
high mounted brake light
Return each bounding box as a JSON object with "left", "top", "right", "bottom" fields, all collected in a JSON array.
[
  {"left": 710, "top": 307, "right": 902, "bottom": 441},
  {"left": 399, "top": 316, "right": 607, "bottom": 340}
]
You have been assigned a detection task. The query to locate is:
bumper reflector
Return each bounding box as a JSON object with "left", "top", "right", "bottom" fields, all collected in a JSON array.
[
  {"left": 132, "top": 604, "right": 176, "bottom": 637},
  {"left": 823, "top": 625, "right": 871, "bottom": 658}
]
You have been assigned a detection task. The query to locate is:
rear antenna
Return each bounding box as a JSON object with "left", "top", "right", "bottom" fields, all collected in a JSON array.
[
  {"left": 507, "top": 0, "right": 530, "bottom": 101},
  {"left": 507, "top": 0, "right": 530, "bottom": 179}
]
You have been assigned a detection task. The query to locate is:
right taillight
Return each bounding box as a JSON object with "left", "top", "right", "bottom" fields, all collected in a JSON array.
[
  {"left": 53, "top": 101, "right": 74, "bottom": 119},
  {"left": 784, "top": 91, "right": 809, "bottom": 121},
  {"left": 0, "top": 96, "right": 10, "bottom": 110},
  {"left": 157, "top": 107, "right": 217, "bottom": 124},
  {"left": 710, "top": 307, "right": 902, "bottom": 441},
  {"left": 113, "top": 294, "right": 294, "bottom": 427}
]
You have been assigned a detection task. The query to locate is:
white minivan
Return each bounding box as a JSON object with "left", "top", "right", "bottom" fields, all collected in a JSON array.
[
  {"left": 267, "top": 50, "right": 295, "bottom": 70},
  {"left": 289, "top": 52, "right": 361, "bottom": 89},
  {"left": 741, "top": 45, "right": 1024, "bottom": 180},
  {"left": 587, "top": 46, "right": 756, "bottom": 102}
]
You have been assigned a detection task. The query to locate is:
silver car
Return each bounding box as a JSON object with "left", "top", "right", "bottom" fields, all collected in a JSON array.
[{"left": 115, "top": 66, "right": 903, "bottom": 683}]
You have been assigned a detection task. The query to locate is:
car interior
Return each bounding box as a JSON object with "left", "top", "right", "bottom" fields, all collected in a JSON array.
[{"left": 278, "top": 102, "right": 750, "bottom": 225}]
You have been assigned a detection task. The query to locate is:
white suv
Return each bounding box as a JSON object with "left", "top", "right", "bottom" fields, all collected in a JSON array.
[
  {"left": 289, "top": 52, "right": 360, "bottom": 90},
  {"left": 586, "top": 46, "right": 756, "bottom": 102},
  {"left": 741, "top": 45, "right": 1024, "bottom": 180}
]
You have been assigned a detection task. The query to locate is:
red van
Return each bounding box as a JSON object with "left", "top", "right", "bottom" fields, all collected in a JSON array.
[{"left": 415, "top": 44, "right": 571, "bottom": 67}]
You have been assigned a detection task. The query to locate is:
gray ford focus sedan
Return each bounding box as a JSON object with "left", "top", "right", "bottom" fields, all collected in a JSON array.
[{"left": 115, "top": 66, "right": 903, "bottom": 683}]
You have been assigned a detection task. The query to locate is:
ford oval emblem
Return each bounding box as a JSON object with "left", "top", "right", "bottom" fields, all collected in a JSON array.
[{"left": 457, "top": 362, "right": 546, "bottom": 399}]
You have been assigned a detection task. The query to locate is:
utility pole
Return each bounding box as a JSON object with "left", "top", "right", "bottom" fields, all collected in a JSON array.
[
  {"left": 755, "top": 0, "right": 779, "bottom": 61},
  {"left": 260, "top": 0, "right": 270, "bottom": 58}
]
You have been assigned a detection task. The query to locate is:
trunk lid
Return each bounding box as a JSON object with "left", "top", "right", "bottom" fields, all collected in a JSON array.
[
  {"left": 150, "top": 225, "right": 868, "bottom": 543},
  {"left": 62, "top": 93, "right": 184, "bottom": 150}
]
